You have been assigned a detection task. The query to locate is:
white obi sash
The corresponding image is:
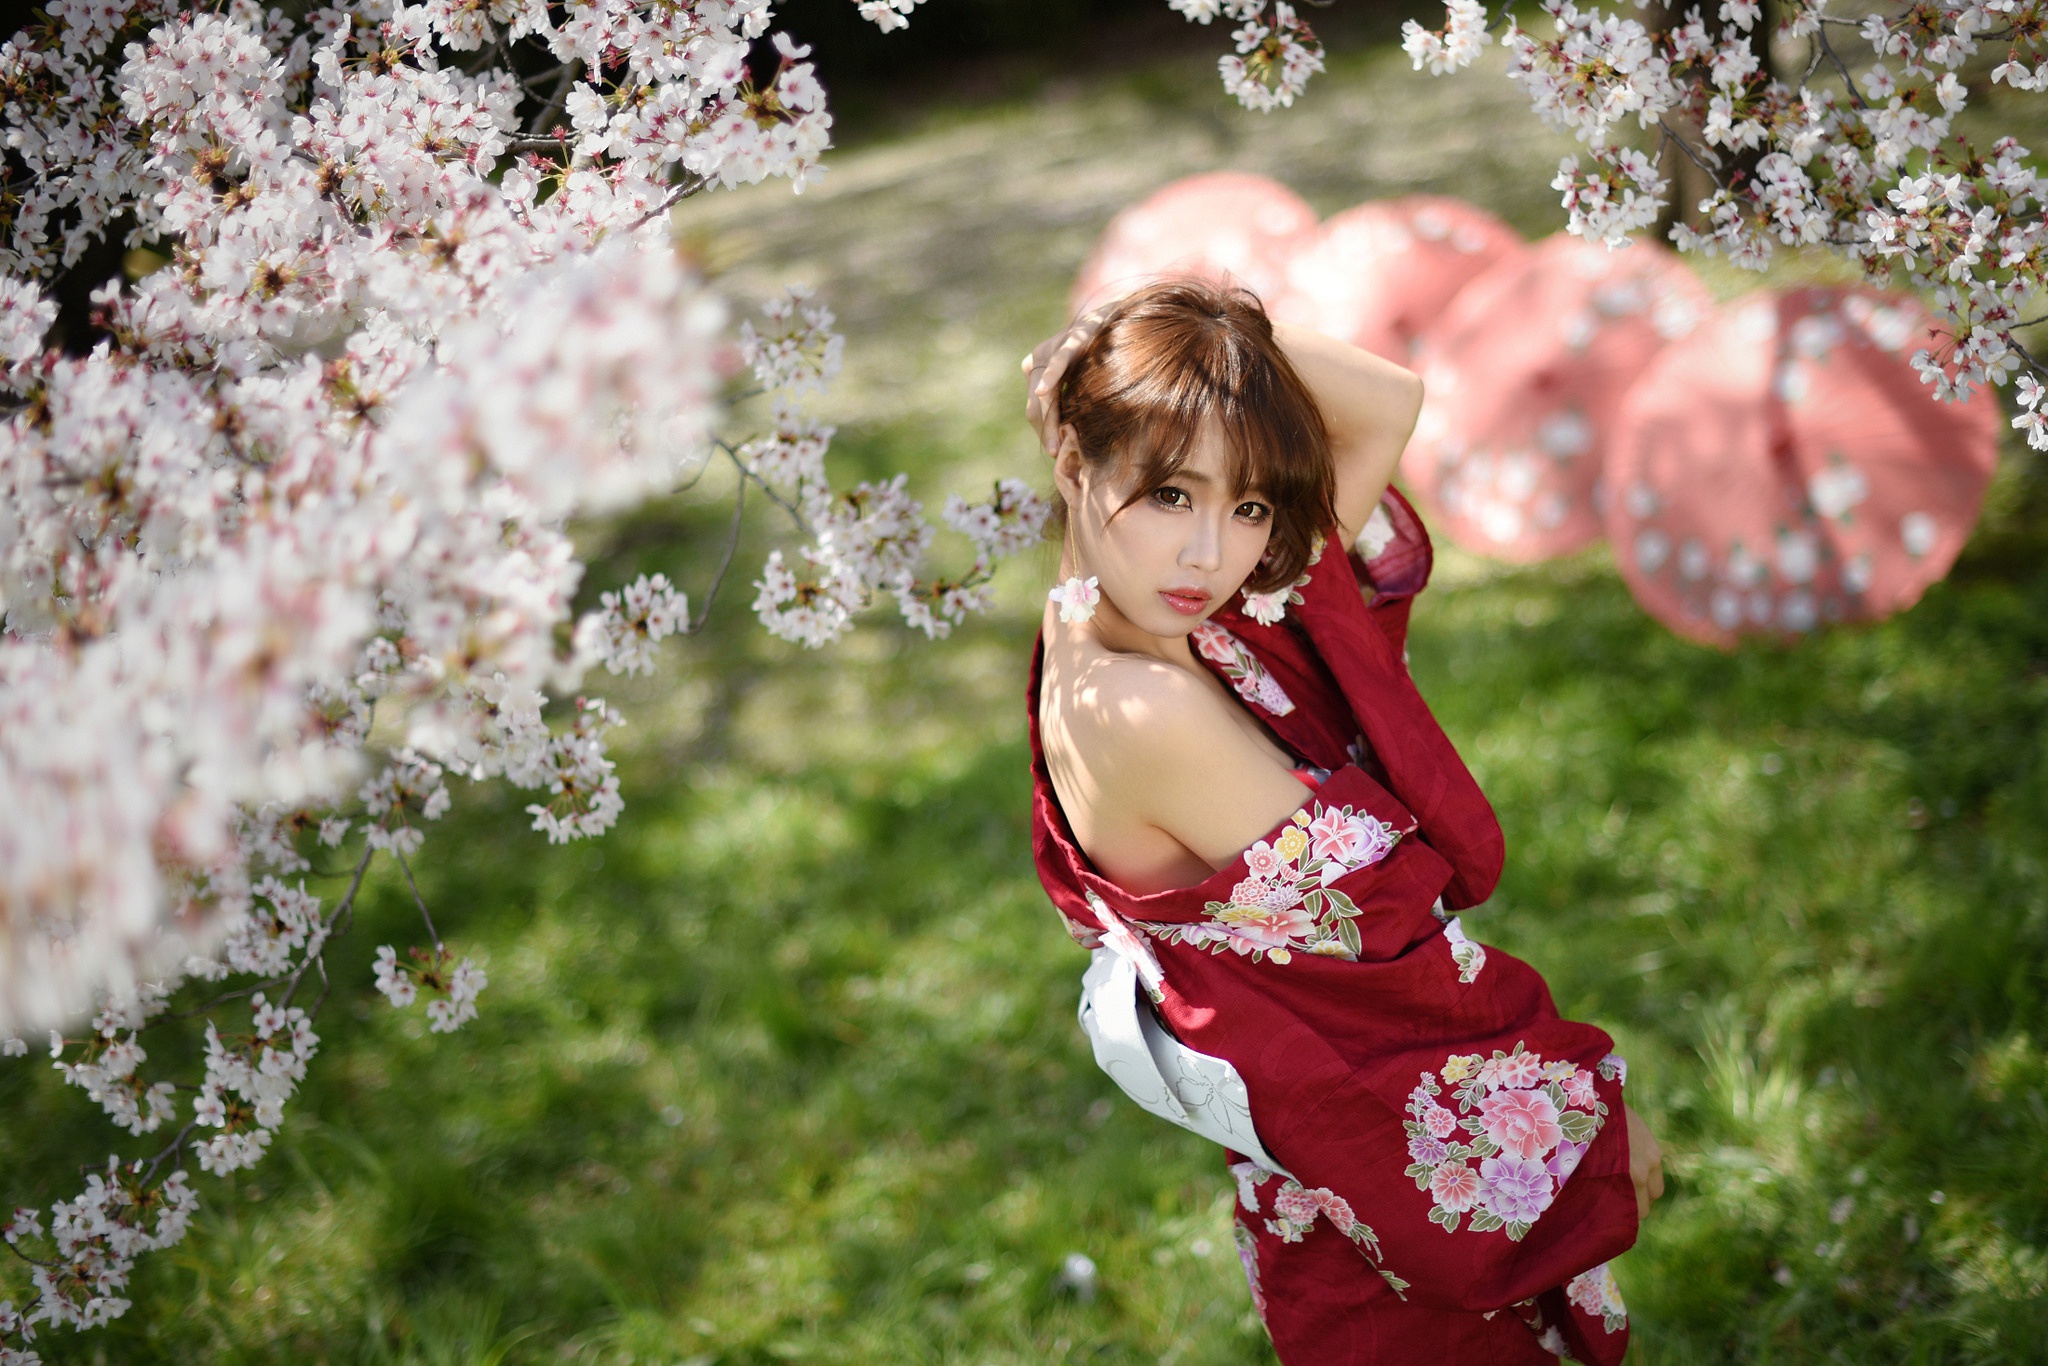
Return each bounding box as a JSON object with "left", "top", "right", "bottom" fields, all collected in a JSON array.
[{"left": 1076, "top": 944, "right": 1294, "bottom": 1180}]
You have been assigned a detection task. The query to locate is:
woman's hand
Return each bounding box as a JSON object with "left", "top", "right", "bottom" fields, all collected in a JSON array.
[
  {"left": 1625, "top": 1106, "right": 1666, "bottom": 1221},
  {"left": 1020, "top": 307, "right": 1110, "bottom": 455}
]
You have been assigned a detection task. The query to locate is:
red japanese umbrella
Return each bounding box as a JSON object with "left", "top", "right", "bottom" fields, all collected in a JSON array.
[
  {"left": 1068, "top": 171, "right": 1321, "bottom": 316},
  {"left": 1402, "top": 233, "right": 1714, "bottom": 561},
  {"left": 1269, "top": 195, "right": 1525, "bottom": 361},
  {"left": 1604, "top": 286, "right": 2000, "bottom": 647}
]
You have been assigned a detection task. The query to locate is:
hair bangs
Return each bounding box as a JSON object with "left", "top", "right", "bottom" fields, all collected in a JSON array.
[{"left": 1060, "top": 277, "right": 1336, "bottom": 593}]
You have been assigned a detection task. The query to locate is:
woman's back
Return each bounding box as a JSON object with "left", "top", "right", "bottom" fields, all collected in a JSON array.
[{"left": 1036, "top": 599, "right": 1309, "bottom": 893}]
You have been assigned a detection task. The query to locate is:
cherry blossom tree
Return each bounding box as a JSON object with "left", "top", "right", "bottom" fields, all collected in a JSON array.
[
  {"left": 1395, "top": 0, "right": 2048, "bottom": 446},
  {"left": 0, "top": 1, "right": 1048, "bottom": 1353},
  {"left": 8, "top": 0, "right": 2031, "bottom": 1354}
]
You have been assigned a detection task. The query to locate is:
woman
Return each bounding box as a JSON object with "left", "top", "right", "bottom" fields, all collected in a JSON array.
[{"left": 1021, "top": 279, "right": 1663, "bottom": 1364}]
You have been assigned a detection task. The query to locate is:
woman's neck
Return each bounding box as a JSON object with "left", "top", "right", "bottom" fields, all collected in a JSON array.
[{"left": 1055, "top": 544, "right": 1198, "bottom": 668}]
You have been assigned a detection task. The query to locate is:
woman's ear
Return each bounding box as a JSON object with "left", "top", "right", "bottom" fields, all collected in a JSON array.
[{"left": 1051, "top": 424, "right": 1086, "bottom": 508}]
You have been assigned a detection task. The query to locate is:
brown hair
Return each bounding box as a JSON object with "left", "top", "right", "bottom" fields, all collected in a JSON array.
[{"left": 1057, "top": 277, "right": 1335, "bottom": 594}]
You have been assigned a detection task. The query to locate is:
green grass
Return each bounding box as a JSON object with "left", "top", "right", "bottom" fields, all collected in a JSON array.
[
  {"left": 8, "top": 30, "right": 2048, "bottom": 1366},
  {"left": 7, "top": 458, "right": 2043, "bottom": 1365},
  {"left": 8, "top": 473, "right": 2039, "bottom": 1366}
]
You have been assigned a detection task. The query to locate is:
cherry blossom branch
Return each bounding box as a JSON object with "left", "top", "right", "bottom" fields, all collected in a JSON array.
[
  {"left": 0, "top": 4, "right": 1064, "bottom": 1355},
  {"left": 687, "top": 447, "right": 750, "bottom": 634},
  {"left": 1657, "top": 119, "right": 1731, "bottom": 190},
  {"left": 719, "top": 434, "right": 816, "bottom": 535},
  {"left": 1811, "top": 22, "right": 1871, "bottom": 110},
  {"left": 1397, "top": 0, "right": 2048, "bottom": 420},
  {"left": 391, "top": 848, "right": 443, "bottom": 951},
  {"left": 529, "top": 58, "right": 582, "bottom": 135}
]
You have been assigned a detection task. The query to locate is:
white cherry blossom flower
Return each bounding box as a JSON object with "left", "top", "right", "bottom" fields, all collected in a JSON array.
[{"left": 1403, "top": 0, "right": 1493, "bottom": 75}]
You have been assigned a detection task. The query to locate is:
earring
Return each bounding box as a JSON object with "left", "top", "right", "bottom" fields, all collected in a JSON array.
[
  {"left": 1239, "top": 584, "right": 1290, "bottom": 626},
  {"left": 1049, "top": 575, "right": 1100, "bottom": 623}
]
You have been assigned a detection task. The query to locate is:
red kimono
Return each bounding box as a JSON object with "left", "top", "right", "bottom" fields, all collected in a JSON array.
[{"left": 1029, "top": 492, "right": 1639, "bottom": 1365}]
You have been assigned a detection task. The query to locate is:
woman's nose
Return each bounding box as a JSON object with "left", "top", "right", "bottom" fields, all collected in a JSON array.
[{"left": 1180, "top": 513, "right": 1224, "bottom": 572}]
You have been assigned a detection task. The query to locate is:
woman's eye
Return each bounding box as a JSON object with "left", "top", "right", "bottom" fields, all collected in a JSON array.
[
  {"left": 1152, "top": 487, "right": 1191, "bottom": 509},
  {"left": 1236, "top": 501, "right": 1272, "bottom": 523}
]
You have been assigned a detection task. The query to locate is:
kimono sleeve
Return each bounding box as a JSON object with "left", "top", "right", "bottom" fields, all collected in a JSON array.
[{"left": 1355, "top": 487, "right": 1433, "bottom": 658}]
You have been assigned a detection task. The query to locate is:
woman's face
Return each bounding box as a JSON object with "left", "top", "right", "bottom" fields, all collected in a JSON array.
[{"left": 1058, "top": 417, "right": 1274, "bottom": 639}]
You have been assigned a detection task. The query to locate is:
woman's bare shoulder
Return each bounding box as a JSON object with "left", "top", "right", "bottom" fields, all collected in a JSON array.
[
  {"left": 1042, "top": 643, "right": 1311, "bottom": 878},
  {"left": 1044, "top": 647, "right": 1233, "bottom": 762}
]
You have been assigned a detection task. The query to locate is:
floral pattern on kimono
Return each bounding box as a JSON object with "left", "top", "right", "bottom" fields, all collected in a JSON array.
[
  {"left": 1085, "top": 888, "right": 1166, "bottom": 1002},
  {"left": 1233, "top": 1161, "right": 1412, "bottom": 1300},
  {"left": 1439, "top": 913, "right": 1488, "bottom": 983},
  {"left": 1508, "top": 1297, "right": 1571, "bottom": 1358},
  {"left": 1130, "top": 798, "right": 1409, "bottom": 964},
  {"left": 1191, "top": 621, "right": 1296, "bottom": 716},
  {"left": 1403, "top": 1043, "right": 1613, "bottom": 1241},
  {"left": 1028, "top": 489, "right": 1639, "bottom": 1366},
  {"left": 1565, "top": 1262, "right": 1628, "bottom": 1334}
]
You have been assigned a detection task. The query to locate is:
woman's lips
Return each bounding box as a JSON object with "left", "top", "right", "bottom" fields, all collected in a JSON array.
[{"left": 1159, "top": 587, "right": 1211, "bottom": 616}]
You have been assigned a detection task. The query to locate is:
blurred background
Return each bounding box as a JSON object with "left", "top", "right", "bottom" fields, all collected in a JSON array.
[{"left": 6, "top": 4, "right": 2047, "bottom": 1362}]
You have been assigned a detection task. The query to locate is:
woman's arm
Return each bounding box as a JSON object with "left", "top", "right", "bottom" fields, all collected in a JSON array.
[{"left": 1270, "top": 321, "right": 1423, "bottom": 547}]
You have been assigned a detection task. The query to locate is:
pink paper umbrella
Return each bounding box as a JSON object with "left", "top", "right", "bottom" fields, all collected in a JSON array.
[
  {"left": 1403, "top": 233, "right": 1714, "bottom": 561},
  {"left": 1605, "top": 286, "right": 2000, "bottom": 648},
  {"left": 1269, "top": 195, "right": 1525, "bottom": 361},
  {"left": 1068, "top": 171, "right": 1321, "bottom": 317}
]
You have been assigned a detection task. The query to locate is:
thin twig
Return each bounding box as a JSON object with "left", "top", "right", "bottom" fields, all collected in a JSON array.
[
  {"left": 628, "top": 176, "right": 709, "bottom": 233},
  {"left": 509, "top": 60, "right": 572, "bottom": 100},
  {"left": 3, "top": 1235, "right": 55, "bottom": 1269},
  {"left": 167, "top": 977, "right": 292, "bottom": 1021},
  {"left": 669, "top": 454, "right": 718, "bottom": 495},
  {"left": 528, "top": 58, "right": 581, "bottom": 139},
  {"left": 688, "top": 454, "right": 749, "bottom": 633},
  {"left": 278, "top": 843, "right": 377, "bottom": 1012},
  {"left": 718, "top": 438, "right": 814, "bottom": 535},
  {"left": 140, "top": 1117, "right": 200, "bottom": 1180},
  {"left": 1814, "top": 24, "right": 1870, "bottom": 108},
  {"left": 2007, "top": 332, "right": 2048, "bottom": 374},
  {"left": 392, "top": 847, "right": 442, "bottom": 949},
  {"left": 306, "top": 954, "right": 336, "bottom": 1021},
  {"left": 464, "top": 36, "right": 510, "bottom": 77},
  {"left": 1657, "top": 121, "right": 1730, "bottom": 191}
]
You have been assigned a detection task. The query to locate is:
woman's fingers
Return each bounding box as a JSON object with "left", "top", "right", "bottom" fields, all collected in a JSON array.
[
  {"left": 1022, "top": 338, "right": 1074, "bottom": 451},
  {"left": 1626, "top": 1106, "right": 1665, "bottom": 1220},
  {"left": 1022, "top": 310, "right": 1110, "bottom": 454},
  {"left": 1025, "top": 366, "right": 1057, "bottom": 451},
  {"left": 1021, "top": 337, "right": 1065, "bottom": 446}
]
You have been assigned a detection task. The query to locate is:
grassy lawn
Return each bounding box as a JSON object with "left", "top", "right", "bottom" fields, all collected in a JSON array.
[{"left": 6, "top": 30, "right": 2048, "bottom": 1366}]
